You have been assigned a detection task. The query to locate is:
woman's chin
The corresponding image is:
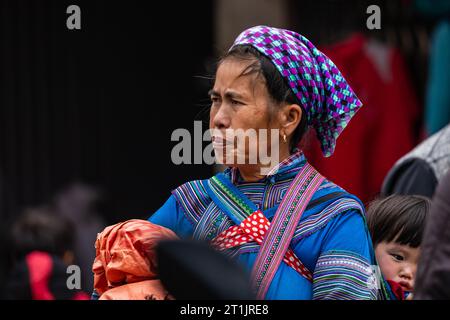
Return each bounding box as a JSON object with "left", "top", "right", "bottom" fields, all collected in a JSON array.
[
  {"left": 214, "top": 149, "right": 236, "bottom": 165},
  {"left": 215, "top": 157, "right": 237, "bottom": 166}
]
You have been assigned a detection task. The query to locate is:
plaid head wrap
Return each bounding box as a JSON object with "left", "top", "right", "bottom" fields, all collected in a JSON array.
[{"left": 231, "top": 26, "right": 362, "bottom": 157}]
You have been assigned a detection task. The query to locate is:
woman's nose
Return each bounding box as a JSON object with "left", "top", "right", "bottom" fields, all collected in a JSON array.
[{"left": 212, "top": 106, "right": 231, "bottom": 130}]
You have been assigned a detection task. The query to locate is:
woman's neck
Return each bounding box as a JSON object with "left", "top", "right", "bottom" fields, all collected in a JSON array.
[
  {"left": 237, "top": 148, "right": 291, "bottom": 182},
  {"left": 237, "top": 165, "right": 266, "bottom": 182}
]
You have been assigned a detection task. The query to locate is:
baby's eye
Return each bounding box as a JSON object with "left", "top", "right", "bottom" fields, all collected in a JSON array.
[{"left": 391, "top": 253, "right": 404, "bottom": 261}]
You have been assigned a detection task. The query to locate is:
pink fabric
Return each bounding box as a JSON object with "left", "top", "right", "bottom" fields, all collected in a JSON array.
[{"left": 26, "top": 251, "right": 54, "bottom": 300}]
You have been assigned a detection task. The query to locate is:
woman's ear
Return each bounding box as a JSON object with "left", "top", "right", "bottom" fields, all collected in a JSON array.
[{"left": 280, "top": 103, "right": 302, "bottom": 137}]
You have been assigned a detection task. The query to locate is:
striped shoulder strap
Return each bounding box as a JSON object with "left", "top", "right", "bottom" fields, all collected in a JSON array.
[{"left": 251, "top": 162, "right": 324, "bottom": 299}]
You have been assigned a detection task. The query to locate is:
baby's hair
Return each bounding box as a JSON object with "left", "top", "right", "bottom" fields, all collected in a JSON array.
[{"left": 366, "top": 194, "right": 431, "bottom": 248}]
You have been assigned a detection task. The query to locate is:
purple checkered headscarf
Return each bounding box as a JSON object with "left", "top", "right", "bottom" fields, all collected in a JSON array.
[{"left": 231, "top": 26, "right": 362, "bottom": 157}]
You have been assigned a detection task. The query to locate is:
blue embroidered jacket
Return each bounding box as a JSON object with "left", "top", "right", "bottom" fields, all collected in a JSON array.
[{"left": 149, "top": 152, "right": 381, "bottom": 300}]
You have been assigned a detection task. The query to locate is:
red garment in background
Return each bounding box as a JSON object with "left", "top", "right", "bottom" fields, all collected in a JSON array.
[
  {"left": 26, "top": 251, "right": 90, "bottom": 300},
  {"left": 303, "top": 34, "right": 420, "bottom": 204}
]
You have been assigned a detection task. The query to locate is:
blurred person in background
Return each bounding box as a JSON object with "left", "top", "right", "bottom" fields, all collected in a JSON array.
[
  {"left": 382, "top": 123, "right": 450, "bottom": 197},
  {"left": 414, "top": 170, "right": 450, "bottom": 299},
  {"left": 3, "top": 206, "right": 89, "bottom": 300},
  {"left": 52, "top": 182, "right": 106, "bottom": 293}
]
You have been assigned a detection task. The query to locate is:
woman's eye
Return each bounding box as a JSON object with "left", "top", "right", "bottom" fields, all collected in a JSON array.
[{"left": 391, "top": 253, "right": 404, "bottom": 261}]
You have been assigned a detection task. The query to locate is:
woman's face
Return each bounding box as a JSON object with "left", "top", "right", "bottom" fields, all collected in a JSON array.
[
  {"left": 209, "top": 58, "right": 282, "bottom": 167},
  {"left": 375, "top": 241, "right": 420, "bottom": 293}
]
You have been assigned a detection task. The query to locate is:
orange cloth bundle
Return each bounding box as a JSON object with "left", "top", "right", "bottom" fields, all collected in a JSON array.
[{"left": 92, "top": 219, "right": 178, "bottom": 299}]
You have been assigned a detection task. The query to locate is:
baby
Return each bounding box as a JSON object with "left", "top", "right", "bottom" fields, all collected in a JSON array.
[{"left": 366, "top": 195, "right": 430, "bottom": 300}]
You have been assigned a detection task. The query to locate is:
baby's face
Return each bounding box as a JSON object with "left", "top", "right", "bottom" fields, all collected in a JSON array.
[{"left": 375, "top": 241, "right": 420, "bottom": 292}]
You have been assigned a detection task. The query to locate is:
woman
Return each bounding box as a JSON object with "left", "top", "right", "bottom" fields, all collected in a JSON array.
[{"left": 149, "top": 26, "right": 387, "bottom": 300}]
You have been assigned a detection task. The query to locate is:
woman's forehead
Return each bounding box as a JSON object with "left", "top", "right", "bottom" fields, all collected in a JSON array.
[{"left": 214, "top": 59, "right": 263, "bottom": 96}]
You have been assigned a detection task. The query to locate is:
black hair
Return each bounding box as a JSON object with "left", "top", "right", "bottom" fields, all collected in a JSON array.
[
  {"left": 218, "top": 45, "right": 308, "bottom": 152},
  {"left": 10, "top": 206, "right": 75, "bottom": 259},
  {"left": 366, "top": 194, "right": 431, "bottom": 248}
]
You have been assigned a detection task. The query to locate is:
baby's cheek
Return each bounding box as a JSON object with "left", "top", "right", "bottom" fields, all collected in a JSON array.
[{"left": 378, "top": 255, "right": 397, "bottom": 280}]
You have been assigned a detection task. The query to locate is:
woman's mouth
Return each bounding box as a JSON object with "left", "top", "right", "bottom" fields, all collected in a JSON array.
[{"left": 212, "top": 136, "right": 234, "bottom": 146}]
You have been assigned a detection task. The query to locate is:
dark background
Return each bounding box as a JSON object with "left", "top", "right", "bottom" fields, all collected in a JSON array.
[
  {"left": 0, "top": 0, "right": 444, "bottom": 296},
  {"left": 0, "top": 0, "right": 437, "bottom": 223},
  {"left": 0, "top": 0, "right": 214, "bottom": 224}
]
